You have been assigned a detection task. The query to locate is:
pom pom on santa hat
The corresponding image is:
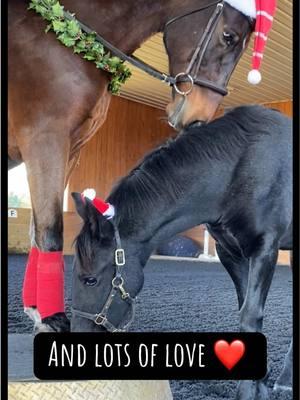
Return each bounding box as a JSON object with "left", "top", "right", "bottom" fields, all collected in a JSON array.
[
  {"left": 82, "top": 188, "right": 115, "bottom": 219},
  {"left": 224, "top": 0, "right": 277, "bottom": 85}
]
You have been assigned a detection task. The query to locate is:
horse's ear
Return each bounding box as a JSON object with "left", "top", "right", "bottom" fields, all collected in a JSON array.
[{"left": 71, "top": 192, "right": 87, "bottom": 220}]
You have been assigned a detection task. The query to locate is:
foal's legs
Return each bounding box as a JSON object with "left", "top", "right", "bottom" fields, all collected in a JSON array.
[
  {"left": 215, "top": 243, "right": 249, "bottom": 310},
  {"left": 274, "top": 250, "right": 293, "bottom": 392},
  {"left": 236, "top": 237, "right": 279, "bottom": 400},
  {"left": 273, "top": 339, "right": 293, "bottom": 392},
  {"left": 21, "top": 136, "right": 70, "bottom": 332}
]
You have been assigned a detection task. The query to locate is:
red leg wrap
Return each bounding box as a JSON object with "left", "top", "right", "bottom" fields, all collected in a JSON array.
[
  {"left": 37, "top": 251, "right": 65, "bottom": 319},
  {"left": 22, "top": 247, "right": 39, "bottom": 307}
]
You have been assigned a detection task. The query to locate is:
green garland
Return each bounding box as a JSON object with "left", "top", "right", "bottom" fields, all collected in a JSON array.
[{"left": 28, "top": 0, "right": 132, "bottom": 94}]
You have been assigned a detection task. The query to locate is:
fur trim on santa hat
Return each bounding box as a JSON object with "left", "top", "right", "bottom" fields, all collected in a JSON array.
[
  {"left": 224, "top": 0, "right": 256, "bottom": 18},
  {"left": 82, "top": 188, "right": 115, "bottom": 219}
]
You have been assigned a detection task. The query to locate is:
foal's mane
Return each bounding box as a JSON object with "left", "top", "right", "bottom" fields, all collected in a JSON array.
[{"left": 107, "top": 105, "right": 275, "bottom": 234}]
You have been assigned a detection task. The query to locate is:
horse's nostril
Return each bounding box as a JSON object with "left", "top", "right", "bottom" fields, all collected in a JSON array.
[{"left": 83, "top": 277, "right": 97, "bottom": 286}]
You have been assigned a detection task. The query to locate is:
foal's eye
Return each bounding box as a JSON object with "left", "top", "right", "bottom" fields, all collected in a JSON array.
[
  {"left": 223, "top": 31, "right": 235, "bottom": 46},
  {"left": 83, "top": 277, "right": 97, "bottom": 286}
]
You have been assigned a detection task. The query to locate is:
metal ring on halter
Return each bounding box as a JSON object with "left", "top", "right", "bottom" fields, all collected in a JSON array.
[
  {"left": 173, "top": 73, "right": 194, "bottom": 96},
  {"left": 112, "top": 276, "right": 124, "bottom": 288}
]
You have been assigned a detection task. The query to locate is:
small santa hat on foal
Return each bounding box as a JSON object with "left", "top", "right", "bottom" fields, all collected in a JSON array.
[
  {"left": 224, "top": 0, "right": 277, "bottom": 85},
  {"left": 82, "top": 188, "right": 115, "bottom": 219}
]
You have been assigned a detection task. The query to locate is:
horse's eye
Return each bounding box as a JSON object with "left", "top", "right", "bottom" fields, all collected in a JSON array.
[
  {"left": 83, "top": 277, "right": 97, "bottom": 286},
  {"left": 223, "top": 31, "right": 235, "bottom": 46}
]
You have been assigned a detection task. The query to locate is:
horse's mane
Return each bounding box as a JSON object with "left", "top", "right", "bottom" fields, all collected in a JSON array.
[{"left": 108, "top": 105, "right": 283, "bottom": 235}]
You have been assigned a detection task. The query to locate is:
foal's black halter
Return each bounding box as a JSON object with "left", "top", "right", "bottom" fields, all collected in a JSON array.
[
  {"left": 63, "top": 1, "right": 228, "bottom": 97},
  {"left": 72, "top": 223, "right": 136, "bottom": 332}
]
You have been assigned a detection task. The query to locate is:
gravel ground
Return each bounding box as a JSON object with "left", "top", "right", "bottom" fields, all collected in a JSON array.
[{"left": 8, "top": 255, "right": 292, "bottom": 400}]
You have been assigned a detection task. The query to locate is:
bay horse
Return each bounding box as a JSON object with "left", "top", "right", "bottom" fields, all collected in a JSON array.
[
  {"left": 71, "top": 105, "right": 292, "bottom": 399},
  {"left": 8, "top": 0, "right": 254, "bottom": 332}
]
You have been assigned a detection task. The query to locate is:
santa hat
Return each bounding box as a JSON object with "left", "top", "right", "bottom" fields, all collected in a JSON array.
[
  {"left": 224, "top": 0, "right": 277, "bottom": 85},
  {"left": 81, "top": 188, "right": 115, "bottom": 219}
]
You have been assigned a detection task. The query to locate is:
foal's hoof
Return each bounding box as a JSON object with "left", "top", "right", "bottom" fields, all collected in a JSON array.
[
  {"left": 273, "top": 365, "right": 292, "bottom": 392},
  {"left": 41, "top": 312, "right": 70, "bottom": 332},
  {"left": 236, "top": 380, "right": 269, "bottom": 400},
  {"left": 273, "top": 383, "right": 292, "bottom": 392}
]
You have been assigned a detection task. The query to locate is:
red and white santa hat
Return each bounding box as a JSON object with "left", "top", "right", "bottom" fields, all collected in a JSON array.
[
  {"left": 224, "top": 0, "right": 277, "bottom": 85},
  {"left": 82, "top": 188, "right": 115, "bottom": 219}
]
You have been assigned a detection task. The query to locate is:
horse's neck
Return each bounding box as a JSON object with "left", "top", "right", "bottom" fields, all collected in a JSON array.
[
  {"left": 123, "top": 168, "right": 229, "bottom": 254},
  {"left": 62, "top": 0, "right": 206, "bottom": 54}
]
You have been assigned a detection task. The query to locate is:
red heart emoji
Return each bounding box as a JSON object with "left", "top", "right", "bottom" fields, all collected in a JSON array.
[{"left": 214, "top": 340, "right": 245, "bottom": 370}]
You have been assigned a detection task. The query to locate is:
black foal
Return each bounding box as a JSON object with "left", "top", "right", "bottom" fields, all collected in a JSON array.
[{"left": 72, "top": 105, "right": 292, "bottom": 400}]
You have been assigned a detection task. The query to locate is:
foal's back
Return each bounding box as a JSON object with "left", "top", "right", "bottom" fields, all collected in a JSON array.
[
  {"left": 218, "top": 105, "right": 292, "bottom": 198},
  {"left": 207, "top": 105, "right": 292, "bottom": 250}
]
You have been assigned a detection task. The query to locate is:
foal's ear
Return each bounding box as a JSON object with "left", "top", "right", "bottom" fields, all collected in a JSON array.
[
  {"left": 85, "top": 201, "right": 114, "bottom": 242},
  {"left": 71, "top": 192, "right": 114, "bottom": 241},
  {"left": 71, "top": 192, "right": 87, "bottom": 220}
]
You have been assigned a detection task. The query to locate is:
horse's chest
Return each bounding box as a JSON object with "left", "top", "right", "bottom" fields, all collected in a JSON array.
[{"left": 70, "top": 91, "right": 111, "bottom": 157}]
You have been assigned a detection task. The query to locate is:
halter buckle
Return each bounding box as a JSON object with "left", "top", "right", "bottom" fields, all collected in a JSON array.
[
  {"left": 174, "top": 73, "right": 194, "bottom": 96},
  {"left": 115, "top": 248, "right": 125, "bottom": 266}
]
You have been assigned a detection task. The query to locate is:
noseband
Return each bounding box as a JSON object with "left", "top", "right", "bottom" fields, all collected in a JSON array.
[
  {"left": 63, "top": 1, "right": 238, "bottom": 100},
  {"left": 71, "top": 222, "right": 136, "bottom": 332}
]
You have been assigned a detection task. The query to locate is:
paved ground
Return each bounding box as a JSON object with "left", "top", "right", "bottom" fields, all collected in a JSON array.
[{"left": 8, "top": 255, "right": 292, "bottom": 400}]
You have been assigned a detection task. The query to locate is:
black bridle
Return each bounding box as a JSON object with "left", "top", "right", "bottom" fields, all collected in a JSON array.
[
  {"left": 63, "top": 1, "right": 229, "bottom": 99},
  {"left": 72, "top": 222, "right": 136, "bottom": 332}
]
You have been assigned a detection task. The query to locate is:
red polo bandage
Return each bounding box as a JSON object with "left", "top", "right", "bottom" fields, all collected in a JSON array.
[
  {"left": 37, "top": 251, "right": 65, "bottom": 319},
  {"left": 22, "top": 247, "right": 39, "bottom": 307}
]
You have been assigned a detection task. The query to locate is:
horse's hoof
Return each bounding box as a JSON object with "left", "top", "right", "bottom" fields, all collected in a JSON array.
[
  {"left": 33, "top": 322, "right": 56, "bottom": 334},
  {"left": 24, "top": 306, "right": 41, "bottom": 324},
  {"left": 235, "top": 380, "right": 269, "bottom": 400},
  {"left": 41, "top": 312, "right": 70, "bottom": 332},
  {"left": 235, "top": 380, "right": 255, "bottom": 400},
  {"left": 273, "top": 383, "right": 292, "bottom": 392},
  {"left": 255, "top": 381, "right": 269, "bottom": 400}
]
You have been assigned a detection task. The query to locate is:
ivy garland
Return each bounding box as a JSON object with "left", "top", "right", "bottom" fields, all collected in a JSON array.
[{"left": 28, "top": 0, "right": 132, "bottom": 94}]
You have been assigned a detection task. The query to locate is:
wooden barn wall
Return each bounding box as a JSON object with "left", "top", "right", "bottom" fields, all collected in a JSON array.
[
  {"left": 254, "top": 100, "right": 293, "bottom": 117},
  {"left": 8, "top": 208, "right": 81, "bottom": 255},
  {"left": 9, "top": 98, "right": 292, "bottom": 264},
  {"left": 67, "top": 96, "right": 175, "bottom": 208}
]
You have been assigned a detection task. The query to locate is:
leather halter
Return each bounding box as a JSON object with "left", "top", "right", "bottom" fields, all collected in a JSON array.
[
  {"left": 72, "top": 222, "right": 136, "bottom": 332},
  {"left": 63, "top": 1, "right": 229, "bottom": 98}
]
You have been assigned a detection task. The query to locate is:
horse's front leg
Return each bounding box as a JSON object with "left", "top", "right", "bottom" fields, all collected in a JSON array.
[
  {"left": 236, "top": 237, "right": 279, "bottom": 400},
  {"left": 21, "top": 134, "right": 70, "bottom": 333}
]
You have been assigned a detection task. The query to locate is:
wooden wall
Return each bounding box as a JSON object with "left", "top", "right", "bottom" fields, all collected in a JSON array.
[
  {"left": 8, "top": 208, "right": 82, "bottom": 255},
  {"left": 68, "top": 96, "right": 175, "bottom": 209},
  {"left": 259, "top": 100, "right": 293, "bottom": 117}
]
